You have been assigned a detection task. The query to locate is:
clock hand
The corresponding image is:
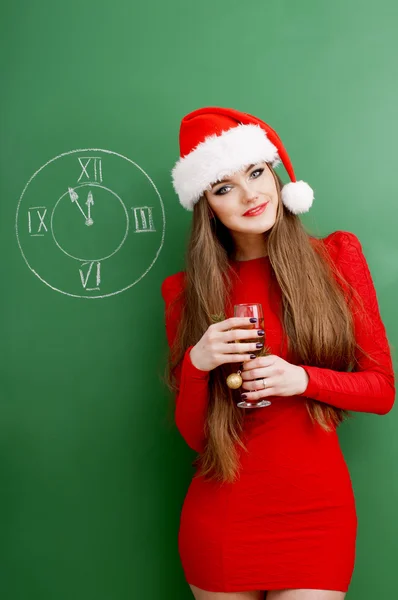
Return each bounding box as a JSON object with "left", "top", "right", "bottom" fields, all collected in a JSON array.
[
  {"left": 68, "top": 187, "right": 89, "bottom": 222},
  {"left": 85, "top": 191, "right": 94, "bottom": 226}
]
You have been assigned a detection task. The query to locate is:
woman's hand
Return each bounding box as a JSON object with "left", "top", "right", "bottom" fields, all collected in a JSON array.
[
  {"left": 240, "top": 354, "right": 309, "bottom": 399},
  {"left": 189, "top": 317, "right": 265, "bottom": 372}
]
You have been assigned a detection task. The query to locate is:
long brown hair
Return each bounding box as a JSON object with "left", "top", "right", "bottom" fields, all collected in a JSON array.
[{"left": 164, "top": 166, "right": 372, "bottom": 484}]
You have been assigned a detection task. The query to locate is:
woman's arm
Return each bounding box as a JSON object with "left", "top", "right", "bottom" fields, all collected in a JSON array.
[
  {"left": 161, "top": 274, "right": 210, "bottom": 452},
  {"left": 298, "top": 231, "right": 395, "bottom": 415}
]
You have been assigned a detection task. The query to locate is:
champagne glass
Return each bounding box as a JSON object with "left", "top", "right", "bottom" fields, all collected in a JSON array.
[{"left": 233, "top": 303, "right": 271, "bottom": 409}]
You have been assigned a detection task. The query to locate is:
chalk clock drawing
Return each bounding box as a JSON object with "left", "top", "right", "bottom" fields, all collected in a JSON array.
[{"left": 16, "top": 149, "right": 165, "bottom": 298}]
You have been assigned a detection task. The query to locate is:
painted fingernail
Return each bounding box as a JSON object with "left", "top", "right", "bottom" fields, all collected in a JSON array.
[
  {"left": 241, "top": 394, "right": 247, "bottom": 399},
  {"left": 249, "top": 317, "right": 257, "bottom": 323},
  {"left": 256, "top": 343, "right": 263, "bottom": 348},
  {"left": 257, "top": 330, "right": 264, "bottom": 336},
  {"left": 250, "top": 354, "right": 256, "bottom": 359}
]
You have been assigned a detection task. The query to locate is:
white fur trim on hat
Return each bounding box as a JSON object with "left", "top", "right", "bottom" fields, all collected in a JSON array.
[
  {"left": 172, "top": 124, "right": 280, "bottom": 211},
  {"left": 281, "top": 181, "right": 314, "bottom": 214}
]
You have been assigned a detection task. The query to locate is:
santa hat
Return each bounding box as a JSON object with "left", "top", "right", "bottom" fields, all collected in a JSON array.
[{"left": 171, "top": 106, "right": 314, "bottom": 214}]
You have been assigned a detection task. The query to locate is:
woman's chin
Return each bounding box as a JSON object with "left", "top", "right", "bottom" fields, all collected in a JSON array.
[{"left": 238, "top": 216, "right": 275, "bottom": 233}]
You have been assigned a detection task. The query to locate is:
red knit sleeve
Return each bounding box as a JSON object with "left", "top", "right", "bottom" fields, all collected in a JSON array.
[
  {"left": 298, "top": 231, "right": 395, "bottom": 415},
  {"left": 161, "top": 273, "right": 210, "bottom": 452}
]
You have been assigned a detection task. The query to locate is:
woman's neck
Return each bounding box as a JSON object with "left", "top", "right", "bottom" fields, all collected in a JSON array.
[{"left": 232, "top": 240, "right": 268, "bottom": 261}]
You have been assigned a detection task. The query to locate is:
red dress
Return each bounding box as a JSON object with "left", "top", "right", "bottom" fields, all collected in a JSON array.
[{"left": 161, "top": 231, "right": 395, "bottom": 594}]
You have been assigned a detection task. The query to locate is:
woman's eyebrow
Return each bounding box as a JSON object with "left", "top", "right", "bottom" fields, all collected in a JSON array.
[{"left": 211, "top": 164, "right": 256, "bottom": 189}]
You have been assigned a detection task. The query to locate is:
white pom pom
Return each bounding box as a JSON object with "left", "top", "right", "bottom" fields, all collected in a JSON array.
[{"left": 281, "top": 181, "right": 314, "bottom": 214}]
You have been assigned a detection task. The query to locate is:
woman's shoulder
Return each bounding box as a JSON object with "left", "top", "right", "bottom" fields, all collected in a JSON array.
[
  {"left": 314, "top": 230, "right": 364, "bottom": 264},
  {"left": 160, "top": 270, "right": 186, "bottom": 305},
  {"left": 314, "top": 230, "right": 374, "bottom": 292},
  {"left": 322, "top": 229, "right": 362, "bottom": 250}
]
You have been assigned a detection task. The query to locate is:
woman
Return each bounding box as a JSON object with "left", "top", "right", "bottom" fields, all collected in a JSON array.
[{"left": 161, "top": 106, "right": 395, "bottom": 600}]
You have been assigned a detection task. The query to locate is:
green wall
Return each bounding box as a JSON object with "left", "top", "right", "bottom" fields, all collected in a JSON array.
[{"left": 0, "top": 1, "right": 397, "bottom": 598}]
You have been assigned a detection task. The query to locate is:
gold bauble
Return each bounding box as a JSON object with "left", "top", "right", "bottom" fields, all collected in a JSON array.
[{"left": 226, "top": 372, "right": 243, "bottom": 389}]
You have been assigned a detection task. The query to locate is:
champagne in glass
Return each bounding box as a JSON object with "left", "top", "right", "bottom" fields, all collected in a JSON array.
[{"left": 233, "top": 303, "right": 271, "bottom": 409}]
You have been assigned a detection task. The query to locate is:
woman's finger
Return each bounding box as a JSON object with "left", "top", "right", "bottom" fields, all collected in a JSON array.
[
  {"left": 212, "top": 316, "right": 258, "bottom": 332},
  {"left": 242, "top": 376, "right": 275, "bottom": 391},
  {"left": 220, "top": 353, "right": 254, "bottom": 363},
  {"left": 224, "top": 327, "right": 264, "bottom": 343},
  {"left": 241, "top": 363, "right": 276, "bottom": 380},
  {"left": 240, "top": 385, "right": 276, "bottom": 400},
  {"left": 222, "top": 341, "right": 263, "bottom": 355}
]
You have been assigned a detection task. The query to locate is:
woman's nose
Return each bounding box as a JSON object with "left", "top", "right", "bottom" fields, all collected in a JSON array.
[
  {"left": 240, "top": 182, "right": 259, "bottom": 203},
  {"left": 243, "top": 191, "right": 259, "bottom": 204}
]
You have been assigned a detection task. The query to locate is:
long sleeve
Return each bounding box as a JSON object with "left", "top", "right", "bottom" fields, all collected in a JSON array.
[
  {"left": 161, "top": 273, "right": 210, "bottom": 452},
  {"left": 298, "top": 231, "right": 395, "bottom": 415}
]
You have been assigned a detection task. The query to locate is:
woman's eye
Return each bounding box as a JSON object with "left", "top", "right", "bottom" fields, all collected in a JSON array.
[
  {"left": 214, "top": 168, "right": 264, "bottom": 195},
  {"left": 215, "top": 186, "right": 231, "bottom": 196}
]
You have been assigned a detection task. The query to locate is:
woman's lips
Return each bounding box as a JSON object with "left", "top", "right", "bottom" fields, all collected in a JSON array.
[{"left": 243, "top": 202, "right": 269, "bottom": 217}]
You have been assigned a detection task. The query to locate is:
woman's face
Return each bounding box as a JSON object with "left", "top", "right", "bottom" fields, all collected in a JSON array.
[{"left": 204, "top": 162, "right": 278, "bottom": 234}]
